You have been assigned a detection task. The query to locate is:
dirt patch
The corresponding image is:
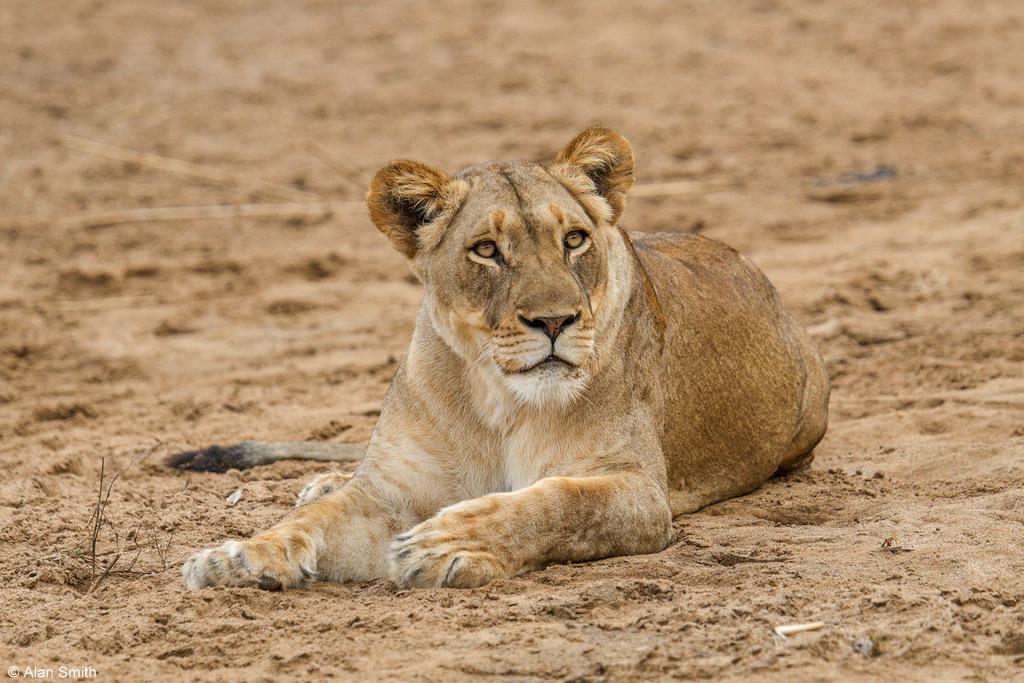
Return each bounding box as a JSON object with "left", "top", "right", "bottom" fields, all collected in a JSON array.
[{"left": 2, "top": 0, "right": 1023, "bottom": 680}]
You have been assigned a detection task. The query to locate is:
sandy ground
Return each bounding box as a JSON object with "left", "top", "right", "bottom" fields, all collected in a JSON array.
[{"left": 2, "top": 0, "right": 1024, "bottom": 680}]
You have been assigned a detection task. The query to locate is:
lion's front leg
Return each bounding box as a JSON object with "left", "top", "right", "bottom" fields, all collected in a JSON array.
[
  {"left": 183, "top": 478, "right": 413, "bottom": 590},
  {"left": 388, "top": 473, "right": 672, "bottom": 588}
]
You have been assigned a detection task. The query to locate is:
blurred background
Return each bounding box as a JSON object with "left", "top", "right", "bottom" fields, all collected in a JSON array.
[{"left": 2, "top": 1, "right": 1023, "bottom": 679}]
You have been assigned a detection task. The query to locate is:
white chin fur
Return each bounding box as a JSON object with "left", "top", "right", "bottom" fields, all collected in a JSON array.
[{"left": 503, "top": 363, "right": 588, "bottom": 408}]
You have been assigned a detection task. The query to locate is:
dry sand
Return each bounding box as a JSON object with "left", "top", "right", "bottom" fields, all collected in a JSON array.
[{"left": 2, "top": 0, "right": 1023, "bottom": 680}]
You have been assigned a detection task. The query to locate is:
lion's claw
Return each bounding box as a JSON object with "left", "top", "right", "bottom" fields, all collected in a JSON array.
[
  {"left": 182, "top": 536, "right": 317, "bottom": 590},
  {"left": 387, "top": 513, "right": 507, "bottom": 588}
]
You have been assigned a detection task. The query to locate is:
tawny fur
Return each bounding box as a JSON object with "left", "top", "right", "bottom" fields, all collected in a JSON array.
[{"left": 179, "top": 127, "right": 829, "bottom": 591}]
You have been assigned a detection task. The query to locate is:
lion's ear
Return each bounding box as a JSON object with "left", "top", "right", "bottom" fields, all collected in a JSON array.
[
  {"left": 551, "top": 126, "right": 635, "bottom": 224},
  {"left": 367, "top": 160, "right": 452, "bottom": 258}
]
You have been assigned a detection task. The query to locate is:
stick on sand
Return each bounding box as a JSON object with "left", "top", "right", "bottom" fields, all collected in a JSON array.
[
  {"left": 49, "top": 160, "right": 730, "bottom": 230},
  {"left": 62, "top": 134, "right": 321, "bottom": 201},
  {"left": 58, "top": 201, "right": 366, "bottom": 230}
]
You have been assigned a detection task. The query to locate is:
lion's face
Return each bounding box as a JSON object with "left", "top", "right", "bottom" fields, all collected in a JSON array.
[
  {"left": 367, "top": 127, "right": 635, "bottom": 407},
  {"left": 417, "top": 162, "right": 612, "bottom": 405}
]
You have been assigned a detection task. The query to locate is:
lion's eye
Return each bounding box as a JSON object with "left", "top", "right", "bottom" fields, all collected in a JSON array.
[
  {"left": 564, "top": 230, "right": 587, "bottom": 250},
  {"left": 472, "top": 241, "right": 498, "bottom": 259}
]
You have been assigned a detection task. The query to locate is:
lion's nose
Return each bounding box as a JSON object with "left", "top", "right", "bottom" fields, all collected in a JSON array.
[{"left": 519, "top": 313, "right": 579, "bottom": 342}]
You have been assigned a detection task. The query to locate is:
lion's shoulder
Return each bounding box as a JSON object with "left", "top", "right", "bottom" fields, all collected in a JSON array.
[{"left": 630, "top": 230, "right": 773, "bottom": 301}]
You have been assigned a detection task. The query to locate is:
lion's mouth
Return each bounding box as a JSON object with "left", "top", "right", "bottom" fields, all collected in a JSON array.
[{"left": 515, "top": 354, "right": 575, "bottom": 374}]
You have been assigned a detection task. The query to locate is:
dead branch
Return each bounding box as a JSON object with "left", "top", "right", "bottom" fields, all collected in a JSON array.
[
  {"left": 88, "top": 457, "right": 104, "bottom": 579},
  {"left": 85, "top": 553, "right": 121, "bottom": 596},
  {"left": 82, "top": 445, "right": 156, "bottom": 582},
  {"left": 46, "top": 175, "right": 733, "bottom": 232},
  {"left": 155, "top": 530, "right": 174, "bottom": 572},
  {"left": 61, "top": 134, "right": 320, "bottom": 201},
  {"left": 57, "top": 200, "right": 365, "bottom": 230}
]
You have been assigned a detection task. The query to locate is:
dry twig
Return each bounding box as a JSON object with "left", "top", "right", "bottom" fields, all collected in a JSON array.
[
  {"left": 46, "top": 164, "right": 735, "bottom": 231},
  {"left": 58, "top": 200, "right": 365, "bottom": 230},
  {"left": 85, "top": 553, "right": 121, "bottom": 596},
  {"left": 61, "top": 134, "right": 320, "bottom": 201},
  {"left": 89, "top": 457, "right": 105, "bottom": 578},
  {"left": 775, "top": 622, "right": 825, "bottom": 638},
  {"left": 81, "top": 445, "right": 158, "bottom": 583}
]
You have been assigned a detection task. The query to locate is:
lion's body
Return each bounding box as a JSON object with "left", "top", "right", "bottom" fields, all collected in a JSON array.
[
  {"left": 632, "top": 232, "right": 829, "bottom": 514},
  {"left": 175, "top": 128, "right": 829, "bottom": 591}
]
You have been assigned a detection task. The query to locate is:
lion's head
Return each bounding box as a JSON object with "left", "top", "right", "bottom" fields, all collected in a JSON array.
[{"left": 367, "top": 127, "right": 636, "bottom": 408}]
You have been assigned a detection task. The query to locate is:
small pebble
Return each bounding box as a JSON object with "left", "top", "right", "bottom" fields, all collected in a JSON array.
[{"left": 853, "top": 637, "right": 875, "bottom": 658}]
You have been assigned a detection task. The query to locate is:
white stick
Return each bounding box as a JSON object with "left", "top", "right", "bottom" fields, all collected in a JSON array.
[{"left": 774, "top": 622, "right": 825, "bottom": 638}]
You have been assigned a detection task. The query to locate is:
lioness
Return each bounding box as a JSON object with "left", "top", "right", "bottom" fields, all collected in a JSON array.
[{"left": 173, "top": 127, "right": 829, "bottom": 590}]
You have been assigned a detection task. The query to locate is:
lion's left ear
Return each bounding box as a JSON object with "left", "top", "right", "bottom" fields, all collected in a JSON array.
[
  {"left": 550, "top": 126, "right": 635, "bottom": 224},
  {"left": 367, "top": 160, "right": 456, "bottom": 258}
]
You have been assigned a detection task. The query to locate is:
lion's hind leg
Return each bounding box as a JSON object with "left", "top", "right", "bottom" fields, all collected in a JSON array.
[
  {"left": 775, "top": 327, "right": 831, "bottom": 476},
  {"left": 296, "top": 471, "right": 354, "bottom": 507},
  {"left": 668, "top": 489, "right": 706, "bottom": 516}
]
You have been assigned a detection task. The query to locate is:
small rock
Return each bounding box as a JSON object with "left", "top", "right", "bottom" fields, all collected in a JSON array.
[
  {"left": 993, "top": 633, "right": 1024, "bottom": 656},
  {"left": 853, "top": 637, "right": 875, "bottom": 658}
]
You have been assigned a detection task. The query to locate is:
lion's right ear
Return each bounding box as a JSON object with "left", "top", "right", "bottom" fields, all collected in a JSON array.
[{"left": 367, "top": 160, "right": 454, "bottom": 258}]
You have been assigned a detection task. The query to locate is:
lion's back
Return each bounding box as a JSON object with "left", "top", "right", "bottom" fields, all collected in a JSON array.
[{"left": 631, "top": 231, "right": 829, "bottom": 513}]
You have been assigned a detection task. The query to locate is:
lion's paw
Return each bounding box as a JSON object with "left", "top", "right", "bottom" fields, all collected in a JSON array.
[
  {"left": 387, "top": 514, "right": 508, "bottom": 589},
  {"left": 296, "top": 472, "right": 353, "bottom": 507},
  {"left": 182, "top": 536, "right": 316, "bottom": 590}
]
